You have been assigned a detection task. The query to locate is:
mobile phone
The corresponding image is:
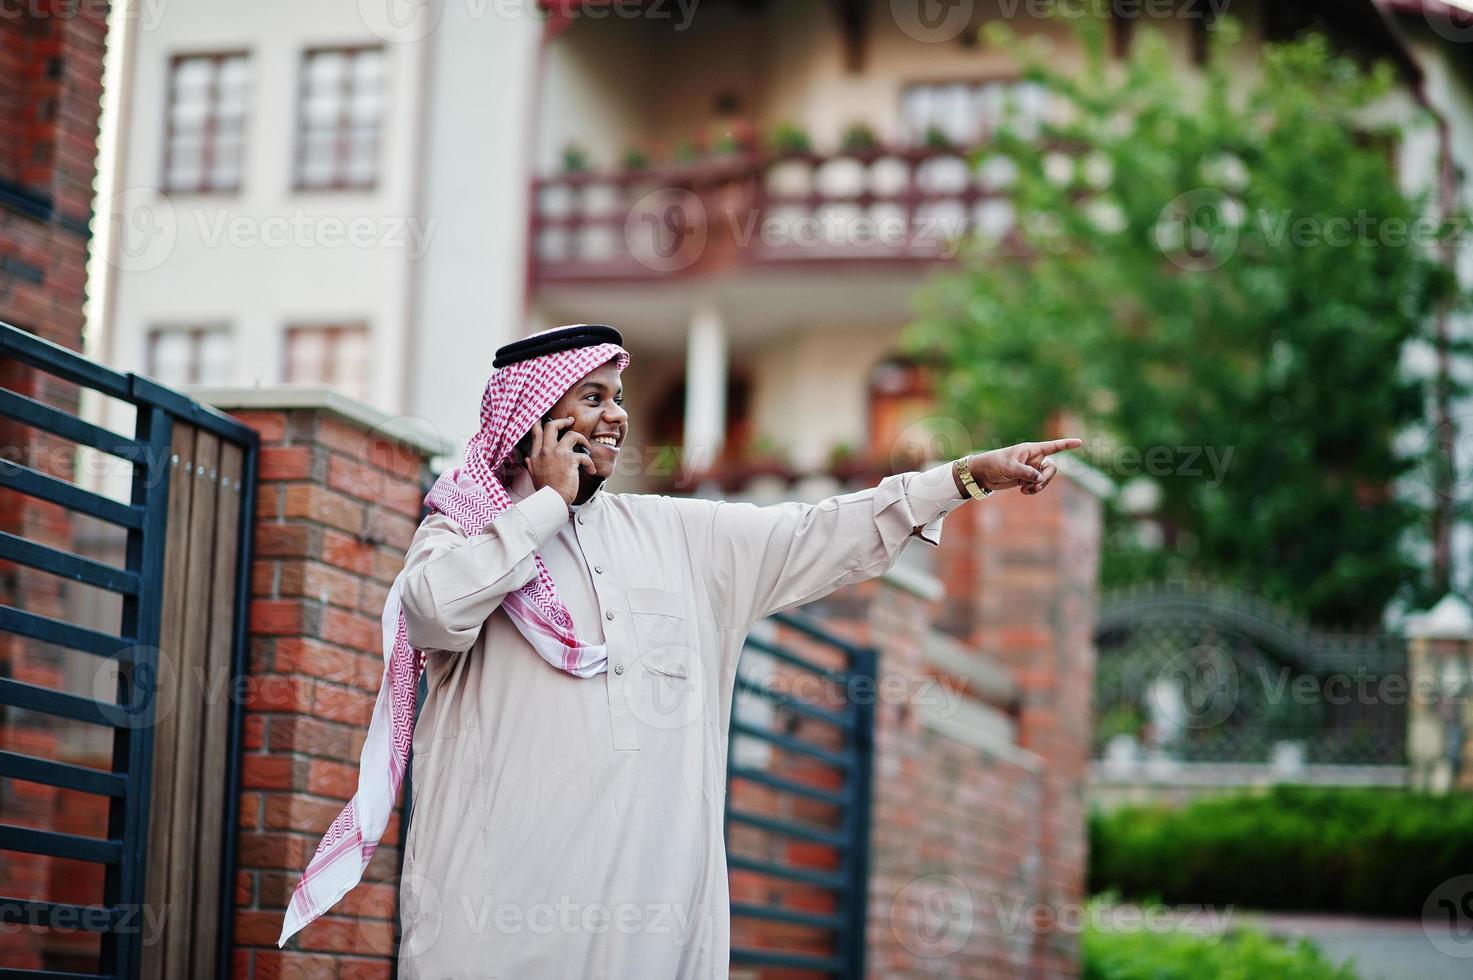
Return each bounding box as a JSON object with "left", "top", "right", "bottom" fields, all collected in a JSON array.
[{"left": 516, "top": 415, "right": 591, "bottom": 459}]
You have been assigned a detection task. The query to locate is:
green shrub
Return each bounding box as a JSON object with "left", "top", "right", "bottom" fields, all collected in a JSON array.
[
  {"left": 1083, "top": 921, "right": 1360, "bottom": 980},
  {"left": 1090, "top": 787, "right": 1473, "bottom": 915}
]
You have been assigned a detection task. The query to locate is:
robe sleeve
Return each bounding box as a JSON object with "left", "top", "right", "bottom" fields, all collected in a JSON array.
[
  {"left": 690, "top": 460, "right": 969, "bottom": 628},
  {"left": 399, "top": 486, "right": 571, "bottom": 652}
]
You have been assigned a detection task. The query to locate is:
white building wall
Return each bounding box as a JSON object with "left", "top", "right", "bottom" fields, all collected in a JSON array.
[
  {"left": 102, "top": 0, "right": 427, "bottom": 416},
  {"left": 406, "top": 1, "right": 544, "bottom": 459},
  {"left": 747, "top": 325, "right": 898, "bottom": 471}
]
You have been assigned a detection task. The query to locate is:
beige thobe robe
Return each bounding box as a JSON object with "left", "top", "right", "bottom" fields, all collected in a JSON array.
[{"left": 395, "top": 462, "right": 967, "bottom": 978}]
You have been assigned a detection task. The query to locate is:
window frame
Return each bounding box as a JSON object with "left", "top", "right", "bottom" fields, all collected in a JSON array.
[
  {"left": 160, "top": 50, "right": 251, "bottom": 196},
  {"left": 145, "top": 323, "right": 234, "bottom": 386},
  {"left": 292, "top": 45, "right": 386, "bottom": 192},
  {"left": 898, "top": 75, "right": 1053, "bottom": 148},
  {"left": 281, "top": 322, "right": 373, "bottom": 397}
]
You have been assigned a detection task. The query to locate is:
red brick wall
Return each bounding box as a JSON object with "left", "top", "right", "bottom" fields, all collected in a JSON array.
[
  {"left": 931, "top": 476, "right": 1102, "bottom": 976},
  {"left": 227, "top": 405, "right": 431, "bottom": 980},
  {"left": 0, "top": 1, "right": 109, "bottom": 971}
]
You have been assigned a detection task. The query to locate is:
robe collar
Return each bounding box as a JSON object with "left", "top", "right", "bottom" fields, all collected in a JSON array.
[{"left": 506, "top": 464, "right": 605, "bottom": 516}]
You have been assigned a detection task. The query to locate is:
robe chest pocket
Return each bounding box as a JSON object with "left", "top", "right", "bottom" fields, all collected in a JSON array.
[{"left": 627, "top": 587, "right": 693, "bottom": 677}]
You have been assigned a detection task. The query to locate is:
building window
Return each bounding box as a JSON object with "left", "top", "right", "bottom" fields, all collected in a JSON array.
[
  {"left": 283, "top": 324, "right": 371, "bottom": 400},
  {"left": 146, "top": 326, "right": 233, "bottom": 386},
  {"left": 295, "top": 47, "right": 385, "bottom": 190},
  {"left": 163, "top": 53, "right": 249, "bottom": 193},
  {"left": 900, "top": 79, "right": 1051, "bottom": 147}
]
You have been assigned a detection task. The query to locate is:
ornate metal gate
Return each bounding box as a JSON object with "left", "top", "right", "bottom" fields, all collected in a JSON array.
[
  {"left": 0, "top": 321, "right": 258, "bottom": 979},
  {"left": 1093, "top": 580, "right": 1408, "bottom": 767},
  {"left": 724, "top": 611, "right": 876, "bottom": 978}
]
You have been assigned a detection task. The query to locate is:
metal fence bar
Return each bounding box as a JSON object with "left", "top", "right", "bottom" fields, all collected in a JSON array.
[
  {"left": 0, "top": 897, "right": 120, "bottom": 931},
  {"left": 841, "top": 645, "right": 876, "bottom": 978},
  {"left": 726, "top": 854, "right": 847, "bottom": 891},
  {"left": 743, "top": 634, "right": 849, "bottom": 683},
  {"left": 0, "top": 826, "right": 122, "bottom": 864},
  {"left": 727, "top": 809, "right": 850, "bottom": 848},
  {"left": 727, "top": 764, "right": 848, "bottom": 807},
  {"left": 214, "top": 435, "right": 257, "bottom": 980},
  {"left": 729, "top": 719, "right": 851, "bottom": 769},
  {"left": 0, "top": 678, "right": 124, "bottom": 727},
  {"left": 0, "top": 605, "right": 136, "bottom": 658},
  {"left": 733, "top": 672, "right": 853, "bottom": 731},
  {"left": 729, "top": 902, "right": 844, "bottom": 930},
  {"left": 0, "top": 318, "right": 133, "bottom": 399},
  {"left": 0, "top": 531, "right": 141, "bottom": 594},
  {"left": 729, "top": 947, "right": 844, "bottom": 971},
  {"left": 0, "top": 459, "right": 145, "bottom": 528},
  {"left": 0, "top": 751, "right": 127, "bottom": 796},
  {"left": 0, "top": 388, "right": 148, "bottom": 461},
  {"left": 100, "top": 405, "right": 172, "bottom": 980}
]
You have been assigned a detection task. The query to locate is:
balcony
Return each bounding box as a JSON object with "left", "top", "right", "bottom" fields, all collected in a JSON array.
[{"left": 529, "top": 143, "right": 1019, "bottom": 284}]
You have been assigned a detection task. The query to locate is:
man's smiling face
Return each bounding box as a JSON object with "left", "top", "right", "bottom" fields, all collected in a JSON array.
[{"left": 546, "top": 360, "right": 628, "bottom": 481}]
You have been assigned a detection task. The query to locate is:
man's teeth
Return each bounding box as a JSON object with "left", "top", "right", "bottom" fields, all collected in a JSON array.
[{"left": 593, "top": 436, "right": 618, "bottom": 447}]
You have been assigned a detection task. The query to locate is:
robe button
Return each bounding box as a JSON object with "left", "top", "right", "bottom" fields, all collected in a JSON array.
[
  {"left": 594, "top": 565, "right": 603, "bottom": 574},
  {"left": 614, "top": 664, "right": 624, "bottom": 675},
  {"left": 605, "top": 610, "right": 615, "bottom": 620}
]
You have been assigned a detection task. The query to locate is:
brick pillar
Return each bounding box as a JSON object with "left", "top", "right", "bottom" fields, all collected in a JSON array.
[
  {"left": 202, "top": 391, "right": 446, "bottom": 979},
  {"left": 931, "top": 471, "right": 1103, "bottom": 976},
  {"left": 1406, "top": 594, "right": 1473, "bottom": 794},
  {"left": 0, "top": 1, "right": 108, "bottom": 969},
  {"left": 796, "top": 470, "right": 1101, "bottom": 978}
]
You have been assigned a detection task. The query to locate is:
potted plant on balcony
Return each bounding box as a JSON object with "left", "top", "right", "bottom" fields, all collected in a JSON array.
[
  {"left": 562, "top": 143, "right": 590, "bottom": 174},
  {"left": 622, "top": 146, "right": 650, "bottom": 171},
  {"left": 841, "top": 121, "right": 880, "bottom": 157},
  {"left": 768, "top": 122, "right": 813, "bottom": 157},
  {"left": 825, "top": 440, "right": 872, "bottom": 483},
  {"left": 921, "top": 125, "right": 954, "bottom": 151},
  {"left": 722, "top": 434, "right": 794, "bottom": 490},
  {"left": 709, "top": 120, "right": 757, "bottom": 158},
  {"left": 673, "top": 139, "right": 704, "bottom": 166}
]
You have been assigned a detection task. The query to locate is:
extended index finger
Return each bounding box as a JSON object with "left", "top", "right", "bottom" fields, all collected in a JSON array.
[{"left": 1032, "top": 438, "right": 1083, "bottom": 456}]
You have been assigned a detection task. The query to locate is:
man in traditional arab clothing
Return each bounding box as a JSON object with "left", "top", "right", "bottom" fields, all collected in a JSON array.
[{"left": 278, "top": 323, "right": 1081, "bottom": 977}]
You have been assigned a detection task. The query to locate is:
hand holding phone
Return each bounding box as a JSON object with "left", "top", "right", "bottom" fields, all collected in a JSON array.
[{"left": 523, "top": 415, "right": 595, "bottom": 506}]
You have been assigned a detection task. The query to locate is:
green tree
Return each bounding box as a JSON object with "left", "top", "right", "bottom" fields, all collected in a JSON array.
[{"left": 904, "top": 17, "right": 1467, "bottom": 626}]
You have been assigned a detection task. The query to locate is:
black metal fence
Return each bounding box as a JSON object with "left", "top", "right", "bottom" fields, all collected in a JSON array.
[
  {"left": 1093, "top": 580, "right": 1408, "bottom": 767},
  {"left": 725, "top": 611, "right": 876, "bottom": 978},
  {"left": 0, "top": 321, "right": 258, "bottom": 980}
]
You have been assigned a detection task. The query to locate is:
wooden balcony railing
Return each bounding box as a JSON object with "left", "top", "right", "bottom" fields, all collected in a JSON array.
[{"left": 529, "top": 144, "right": 1019, "bottom": 283}]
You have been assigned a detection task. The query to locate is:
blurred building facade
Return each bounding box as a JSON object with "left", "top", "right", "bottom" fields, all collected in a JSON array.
[{"left": 94, "top": 2, "right": 1470, "bottom": 514}]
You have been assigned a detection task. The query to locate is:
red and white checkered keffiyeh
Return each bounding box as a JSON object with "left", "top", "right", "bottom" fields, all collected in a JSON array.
[{"left": 278, "top": 332, "right": 631, "bottom": 946}]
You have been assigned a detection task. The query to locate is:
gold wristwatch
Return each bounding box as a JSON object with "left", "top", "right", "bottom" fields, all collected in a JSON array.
[{"left": 954, "top": 455, "right": 992, "bottom": 499}]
